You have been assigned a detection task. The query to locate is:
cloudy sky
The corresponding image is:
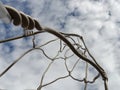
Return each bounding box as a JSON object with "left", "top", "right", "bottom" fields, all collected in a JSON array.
[{"left": 0, "top": 0, "right": 120, "bottom": 90}]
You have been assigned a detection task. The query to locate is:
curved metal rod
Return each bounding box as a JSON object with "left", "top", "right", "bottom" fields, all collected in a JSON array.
[
  {"left": 19, "top": 12, "right": 29, "bottom": 29},
  {"left": 5, "top": 5, "right": 21, "bottom": 25},
  {"left": 3, "top": 5, "right": 108, "bottom": 90}
]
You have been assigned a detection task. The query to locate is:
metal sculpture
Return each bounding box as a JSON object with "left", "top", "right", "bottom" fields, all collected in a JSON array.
[{"left": 0, "top": 2, "right": 108, "bottom": 90}]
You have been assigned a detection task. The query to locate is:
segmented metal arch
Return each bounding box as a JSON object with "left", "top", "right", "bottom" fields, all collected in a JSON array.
[{"left": 5, "top": 5, "right": 42, "bottom": 30}]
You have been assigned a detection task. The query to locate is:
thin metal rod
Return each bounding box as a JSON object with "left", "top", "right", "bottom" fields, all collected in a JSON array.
[{"left": 0, "top": 31, "right": 43, "bottom": 44}]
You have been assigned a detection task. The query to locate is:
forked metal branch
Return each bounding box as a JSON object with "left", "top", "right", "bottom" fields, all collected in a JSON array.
[{"left": 0, "top": 4, "right": 108, "bottom": 90}]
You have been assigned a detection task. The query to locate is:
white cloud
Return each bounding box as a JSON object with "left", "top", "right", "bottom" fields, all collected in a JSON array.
[{"left": 0, "top": 0, "right": 120, "bottom": 90}]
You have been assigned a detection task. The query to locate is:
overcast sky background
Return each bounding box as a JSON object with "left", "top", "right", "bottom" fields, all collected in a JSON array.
[{"left": 0, "top": 0, "right": 120, "bottom": 90}]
